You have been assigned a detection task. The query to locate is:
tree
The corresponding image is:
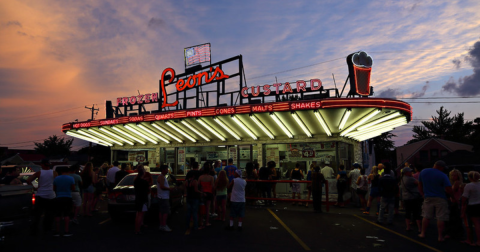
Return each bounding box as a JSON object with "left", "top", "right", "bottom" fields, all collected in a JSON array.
[
  {"left": 371, "top": 132, "right": 396, "bottom": 164},
  {"left": 407, "top": 106, "right": 473, "bottom": 144},
  {"left": 34, "top": 135, "right": 73, "bottom": 158}
]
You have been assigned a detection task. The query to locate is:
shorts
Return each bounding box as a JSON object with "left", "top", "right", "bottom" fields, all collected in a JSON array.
[
  {"left": 71, "top": 192, "right": 82, "bottom": 207},
  {"left": 356, "top": 189, "right": 367, "bottom": 196},
  {"left": 422, "top": 197, "right": 449, "bottom": 221},
  {"left": 467, "top": 204, "right": 480, "bottom": 217},
  {"left": 55, "top": 197, "right": 73, "bottom": 217},
  {"left": 292, "top": 182, "right": 301, "bottom": 193},
  {"left": 216, "top": 194, "right": 227, "bottom": 201},
  {"left": 158, "top": 199, "right": 171, "bottom": 214},
  {"left": 230, "top": 202, "right": 245, "bottom": 218},
  {"left": 203, "top": 192, "right": 214, "bottom": 202},
  {"left": 135, "top": 202, "right": 148, "bottom": 212},
  {"left": 369, "top": 187, "right": 380, "bottom": 197},
  {"left": 84, "top": 184, "right": 95, "bottom": 194}
]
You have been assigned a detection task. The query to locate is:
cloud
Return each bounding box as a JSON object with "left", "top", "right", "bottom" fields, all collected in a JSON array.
[
  {"left": 147, "top": 17, "right": 165, "bottom": 29},
  {"left": 410, "top": 3, "right": 418, "bottom": 12},
  {"left": 377, "top": 88, "right": 401, "bottom": 98},
  {"left": 452, "top": 59, "right": 461, "bottom": 69},
  {"left": 377, "top": 81, "right": 429, "bottom": 99},
  {"left": 442, "top": 40, "right": 480, "bottom": 96},
  {"left": 6, "top": 20, "right": 22, "bottom": 27}
]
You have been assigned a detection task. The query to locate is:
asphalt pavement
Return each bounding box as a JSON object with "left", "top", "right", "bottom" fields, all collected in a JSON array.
[{"left": 1, "top": 199, "right": 478, "bottom": 252}]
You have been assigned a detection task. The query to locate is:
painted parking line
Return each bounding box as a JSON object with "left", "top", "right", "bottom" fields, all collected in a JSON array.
[
  {"left": 99, "top": 218, "right": 111, "bottom": 225},
  {"left": 267, "top": 208, "right": 311, "bottom": 251},
  {"left": 353, "top": 215, "right": 442, "bottom": 252}
]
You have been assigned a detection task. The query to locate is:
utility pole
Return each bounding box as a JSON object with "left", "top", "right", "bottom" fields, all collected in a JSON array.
[{"left": 85, "top": 104, "right": 99, "bottom": 161}]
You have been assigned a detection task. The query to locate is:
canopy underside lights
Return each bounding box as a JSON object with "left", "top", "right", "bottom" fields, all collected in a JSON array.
[
  {"left": 137, "top": 124, "right": 170, "bottom": 144},
  {"left": 87, "top": 129, "right": 123, "bottom": 146},
  {"left": 270, "top": 113, "right": 293, "bottom": 139},
  {"left": 346, "top": 117, "right": 407, "bottom": 138},
  {"left": 250, "top": 114, "right": 274, "bottom": 140},
  {"left": 112, "top": 126, "right": 146, "bottom": 145},
  {"left": 99, "top": 127, "right": 134, "bottom": 145},
  {"left": 340, "top": 109, "right": 381, "bottom": 136},
  {"left": 196, "top": 118, "right": 226, "bottom": 141},
  {"left": 76, "top": 130, "right": 112, "bottom": 146},
  {"left": 357, "top": 112, "right": 402, "bottom": 131},
  {"left": 165, "top": 121, "right": 197, "bottom": 142},
  {"left": 150, "top": 123, "right": 183, "bottom": 143},
  {"left": 314, "top": 110, "right": 332, "bottom": 136},
  {"left": 231, "top": 116, "right": 258, "bottom": 140},
  {"left": 181, "top": 120, "right": 210, "bottom": 142},
  {"left": 338, "top": 109, "right": 351, "bottom": 131},
  {"left": 124, "top": 125, "right": 158, "bottom": 144},
  {"left": 292, "top": 112, "right": 312, "bottom": 138},
  {"left": 213, "top": 117, "right": 241, "bottom": 141}
]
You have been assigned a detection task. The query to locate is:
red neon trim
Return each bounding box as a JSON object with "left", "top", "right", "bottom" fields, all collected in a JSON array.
[{"left": 61, "top": 98, "right": 412, "bottom": 132}]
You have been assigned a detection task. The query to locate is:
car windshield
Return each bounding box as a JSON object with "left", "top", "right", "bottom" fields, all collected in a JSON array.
[{"left": 118, "top": 174, "right": 160, "bottom": 186}]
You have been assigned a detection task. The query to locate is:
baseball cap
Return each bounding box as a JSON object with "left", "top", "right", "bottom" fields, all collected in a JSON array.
[
  {"left": 228, "top": 158, "right": 234, "bottom": 163},
  {"left": 235, "top": 169, "right": 242, "bottom": 177},
  {"left": 402, "top": 167, "right": 413, "bottom": 173}
]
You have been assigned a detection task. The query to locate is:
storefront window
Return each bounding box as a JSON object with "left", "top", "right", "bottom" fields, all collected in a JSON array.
[{"left": 112, "top": 149, "right": 156, "bottom": 171}]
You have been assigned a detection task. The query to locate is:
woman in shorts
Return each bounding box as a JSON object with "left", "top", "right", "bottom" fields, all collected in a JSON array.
[
  {"left": 363, "top": 166, "right": 380, "bottom": 215},
  {"left": 215, "top": 170, "right": 228, "bottom": 221},
  {"left": 198, "top": 162, "right": 215, "bottom": 228},
  {"left": 356, "top": 169, "right": 368, "bottom": 211},
  {"left": 461, "top": 171, "right": 480, "bottom": 246}
]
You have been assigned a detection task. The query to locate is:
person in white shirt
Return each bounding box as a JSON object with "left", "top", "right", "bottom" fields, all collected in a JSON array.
[
  {"left": 348, "top": 163, "right": 362, "bottom": 207},
  {"left": 320, "top": 162, "right": 335, "bottom": 179},
  {"left": 226, "top": 170, "right": 246, "bottom": 231},
  {"left": 461, "top": 171, "right": 480, "bottom": 246},
  {"left": 106, "top": 161, "right": 120, "bottom": 191}
]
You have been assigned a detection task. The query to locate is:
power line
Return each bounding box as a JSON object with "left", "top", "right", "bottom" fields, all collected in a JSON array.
[{"left": 1, "top": 106, "right": 85, "bottom": 123}]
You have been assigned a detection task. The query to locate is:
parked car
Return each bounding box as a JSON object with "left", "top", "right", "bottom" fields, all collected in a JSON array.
[
  {"left": 107, "top": 172, "right": 184, "bottom": 221},
  {"left": 0, "top": 184, "right": 34, "bottom": 242}
]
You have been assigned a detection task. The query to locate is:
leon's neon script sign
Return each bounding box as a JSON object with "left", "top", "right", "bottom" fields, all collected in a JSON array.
[
  {"left": 116, "top": 66, "right": 230, "bottom": 108},
  {"left": 160, "top": 66, "right": 230, "bottom": 108}
]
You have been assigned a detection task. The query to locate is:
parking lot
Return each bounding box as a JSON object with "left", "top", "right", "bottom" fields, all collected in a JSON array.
[{"left": 1, "top": 199, "right": 477, "bottom": 252}]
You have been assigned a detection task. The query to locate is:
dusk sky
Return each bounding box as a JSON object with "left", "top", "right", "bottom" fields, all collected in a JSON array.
[{"left": 1, "top": 0, "right": 480, "bottom": 151}]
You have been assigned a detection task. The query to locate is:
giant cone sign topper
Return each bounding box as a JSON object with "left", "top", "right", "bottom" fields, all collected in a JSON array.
[{"left": 346, "top": 51, "right": 373, "bottom": 96}]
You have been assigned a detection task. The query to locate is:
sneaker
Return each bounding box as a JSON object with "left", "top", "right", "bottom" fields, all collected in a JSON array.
[
  {"left": 53, "top": 232, "right": 61, "bottom": 237},
  {"left": 363, "top": 211, "right": 370, "bottom": 215},
  {"left": 211, "top": 213, "right": 218, "bottom": 217},
  {"left": 163, "top": 225, "right": 172, "bottom": 232},
  {"left": 63, "top": 232, "right": 73, "bottom": 237}
]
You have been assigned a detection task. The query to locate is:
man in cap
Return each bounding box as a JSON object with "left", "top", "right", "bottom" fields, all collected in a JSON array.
[
  {"left": 226, "top": 169, "right": 246, "bottom": 231},
  {"left": 418, "top": 160, "right": 454, "bottom": 241}
]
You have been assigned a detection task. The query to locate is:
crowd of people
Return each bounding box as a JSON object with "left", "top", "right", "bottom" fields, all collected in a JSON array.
[
  {"left": 1, "top": 157, "right": 478, "bottom": 245},
  {"left": 337, "top": 160, "right": 480, "bottom": 246}
]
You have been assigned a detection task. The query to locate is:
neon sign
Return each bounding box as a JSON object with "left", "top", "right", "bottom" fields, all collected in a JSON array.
[
  {"left": 241, "top": 79, "right": 322, "bottom": 98},
  {"left": 160, "top": 66, "right": 230, "bottom": 108},
  {"left": 116, "top": 93, "right": 158, "bottom": 106},
  {"left": 100, "top": 119, "right": 119, "bottom": 126},
  {"left": 290, "top": 101, "right": 322, "bottom": 110},
  {"left": 215, "top": 107, "right": 236, "bottom": 115}
]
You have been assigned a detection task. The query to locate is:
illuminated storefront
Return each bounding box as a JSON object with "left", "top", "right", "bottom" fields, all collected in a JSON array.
[{"left": 61, "top": 50, "right": 412, "bottom": 180}]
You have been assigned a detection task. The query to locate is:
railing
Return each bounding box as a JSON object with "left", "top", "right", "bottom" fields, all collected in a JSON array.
[{"left": 244, "top": 179, "right": 330, "bottom": 212}]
